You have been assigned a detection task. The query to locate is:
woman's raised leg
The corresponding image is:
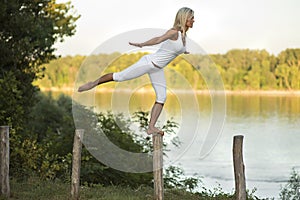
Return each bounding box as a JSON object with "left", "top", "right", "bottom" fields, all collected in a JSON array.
[
  {"left": 78, "top": 56, "right": 151, "bottom": 92},
  {"left": 78, "top": 73, "right": 113, "bottom": 92}
]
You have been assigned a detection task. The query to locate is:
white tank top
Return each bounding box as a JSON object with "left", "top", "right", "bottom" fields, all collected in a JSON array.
[{"left": 149, "top": 31, "right": 186, "bottom": 68}]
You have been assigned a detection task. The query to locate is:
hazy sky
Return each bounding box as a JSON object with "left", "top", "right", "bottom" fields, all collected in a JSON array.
[{"left": 55, "top": 0, "right": 300, "bottom": 56}]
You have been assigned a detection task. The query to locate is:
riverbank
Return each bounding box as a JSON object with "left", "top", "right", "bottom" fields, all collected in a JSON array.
[{"left": 39, "top": 87, "right": 300, "bottom": 96}]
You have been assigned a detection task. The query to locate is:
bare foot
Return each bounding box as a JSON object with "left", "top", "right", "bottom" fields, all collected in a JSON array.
[
  {"left": 147, "top": 127, "right": 164, "bottom": 136},
  {"left": 78, "top": 81, "right": 97, "bottom": 92}
]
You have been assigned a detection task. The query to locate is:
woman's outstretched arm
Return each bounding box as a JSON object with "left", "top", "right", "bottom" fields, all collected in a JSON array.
[{"left": 129, "top": 29, "right": 178, "bottom": 48}]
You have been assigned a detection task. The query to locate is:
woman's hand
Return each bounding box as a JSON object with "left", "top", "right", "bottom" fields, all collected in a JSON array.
[{"left": 129, "top": 42, "right": 143, "bottom": 48}]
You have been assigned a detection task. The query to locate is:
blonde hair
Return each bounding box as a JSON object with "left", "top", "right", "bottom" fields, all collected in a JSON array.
[{"left": 173, "top": 7, "right": 194, "bottom": 44}]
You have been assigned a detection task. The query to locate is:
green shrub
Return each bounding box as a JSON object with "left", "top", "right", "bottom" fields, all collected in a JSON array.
[{"left": 280, "top": 168, "right": 300, "bottom": 200}]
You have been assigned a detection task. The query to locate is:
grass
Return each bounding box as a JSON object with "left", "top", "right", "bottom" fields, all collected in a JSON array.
[{"left": 0, "top": 177, "right": 236, "bottom": 200}]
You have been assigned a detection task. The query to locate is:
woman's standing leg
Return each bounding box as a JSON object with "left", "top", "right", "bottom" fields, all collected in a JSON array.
[
  {"left": 148, "top": 102, "right": 164, "bottom": 135},
  {"left": 147, "top": 68, "right": 166, "bottom": 136}
]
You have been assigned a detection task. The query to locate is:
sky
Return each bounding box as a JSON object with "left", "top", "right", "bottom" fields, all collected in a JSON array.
[{"left": 55, "top": 0, "right": 300, "bottom": 56}]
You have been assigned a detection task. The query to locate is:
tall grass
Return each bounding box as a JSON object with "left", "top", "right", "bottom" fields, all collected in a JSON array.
[{"left": 3, "top": 177, "right": 275, "bottom": 200}]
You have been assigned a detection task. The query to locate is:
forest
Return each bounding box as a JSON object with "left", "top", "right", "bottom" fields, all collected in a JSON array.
[{"left": 35, "top": 48, "right": 300, "bottom": 91}]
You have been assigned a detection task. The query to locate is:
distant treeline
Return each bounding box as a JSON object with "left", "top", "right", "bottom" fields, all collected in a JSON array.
[{"left": 35, "top": 48, "right": 300, "bottom": 90}]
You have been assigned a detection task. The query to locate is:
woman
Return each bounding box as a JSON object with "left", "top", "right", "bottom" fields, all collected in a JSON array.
[{"left": 78, "top": 7, "right": 195, "bottom": 136}]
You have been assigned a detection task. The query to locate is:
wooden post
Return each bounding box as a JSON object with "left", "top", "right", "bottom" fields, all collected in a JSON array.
[
  {"left": 0, "top": 126, "right": 10, "bottom": 198},
  {"left": 233, "top": 135, "right": 246, "bottom": 200},
  {"left": 71, "top": 129, "right": 84, "bottom": 200},
  {"left": 153, "top": 133, "right": 164, "bottom": 200}
]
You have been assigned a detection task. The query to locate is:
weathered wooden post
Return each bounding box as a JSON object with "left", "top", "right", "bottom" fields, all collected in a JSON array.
[
  {"left": 0, "top": 126, "right": 10, "bottom": 198},
  {"left": 71, "top": 129, "right": 84, "bottom": 200},
  {"left": 233, "top": 135, "right": 246, "bottom": 200},
  {"left": 153, "top": 133, "right": 164, "bottom": 200}
]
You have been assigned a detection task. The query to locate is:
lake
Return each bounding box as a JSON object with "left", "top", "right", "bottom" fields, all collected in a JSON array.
[{"left": 67, "top": 89, "right": 300, "bottom": 199}]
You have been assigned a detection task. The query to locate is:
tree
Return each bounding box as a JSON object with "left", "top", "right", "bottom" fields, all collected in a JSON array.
[
  {"left": 276, "top": 49, "right": 300, "bottom": 90},
  {"left": 244, "top": 62, "right": 261, "bottom": 90},
  {"left": 260, "top": 60, "right": 277, "bottom": 89},
  {"left": 0, "top": 0, "right": 79, "bottom": 130},
  {"left": 275, "top": 64, "right": 291, "bottom": 90}
]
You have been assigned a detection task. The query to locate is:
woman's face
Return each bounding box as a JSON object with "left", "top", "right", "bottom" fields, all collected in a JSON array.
[{"left": 186, "top": 15, "right": 195, "bottom": 28}]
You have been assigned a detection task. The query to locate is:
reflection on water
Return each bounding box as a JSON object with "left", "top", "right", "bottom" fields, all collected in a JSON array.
[
  {"left": 51, "top": 90, "right": 300, "bottom": 198},
  {"left": 91, "top": 91, "right": 300, "bottom": 119},
  {"left": 51, "top": 90, "right": 300, "bottom": 118},
  {"left": 226, "top": 94, "right": 300, "bottom": 119}
]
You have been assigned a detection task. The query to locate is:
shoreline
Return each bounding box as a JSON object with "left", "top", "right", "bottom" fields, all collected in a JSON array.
[{"left": 39, "top": 87, "right": 300, "bottom": 96}]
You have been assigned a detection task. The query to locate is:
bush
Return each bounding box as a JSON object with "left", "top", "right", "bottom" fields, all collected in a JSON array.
[{"left": 280, "top": 168, "right": 300, "bottom": 200}]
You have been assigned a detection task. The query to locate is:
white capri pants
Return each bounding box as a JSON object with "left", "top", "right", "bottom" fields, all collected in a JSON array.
[{"left": 113, "top": 55, "right": 166, "bottom": 104}]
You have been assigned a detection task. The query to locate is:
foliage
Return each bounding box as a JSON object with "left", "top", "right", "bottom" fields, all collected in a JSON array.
[
  {"left": 164, "top": 165, "right": 201, "bottom": 192},
  {"left": 35, "top": 49, "right": 300, "bottom": 92},
  {"left": 0, "top": 71, "right": 24, "bottom": 130},
  {"left": 163, "top": 166, "right": 262, "bottom": 199},
  {"left": 0, "top": 0, "right": 79, "bottom": 183},
  {"left": 0, "top": 0, "right": 79, "bottom": 133},
  {"left": 78, "top": 110, "right": 153, "bottom": 187},
  {"left": 10, "top": 93, "right": 75, "bottom": 179},
  {"left": 279, "top": 168, "right": 300, "bottom": 200},
  {"left": 132, "top": 110, "right": 180, "bottom": 153},
  {"left": 9, "top": 93, "right": 182, "bottom": 188}
]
